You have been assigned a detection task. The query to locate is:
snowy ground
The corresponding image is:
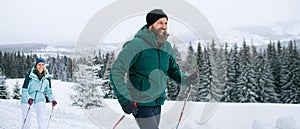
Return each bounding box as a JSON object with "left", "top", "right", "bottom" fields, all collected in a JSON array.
[{"left": 1, "top": 79, "right": 300, "bottom": 129}]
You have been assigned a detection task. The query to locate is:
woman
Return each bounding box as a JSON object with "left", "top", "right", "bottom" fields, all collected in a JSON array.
[{"left": 21, "top": 58, "right": 57, "bottom": 129}]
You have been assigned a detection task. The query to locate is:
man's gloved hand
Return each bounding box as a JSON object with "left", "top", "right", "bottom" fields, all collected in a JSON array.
[
  {"left": 184, "top": 70, "right": 199, "bottom": 86},
  {"left": 121, "top": 100, "right": 138, "bottom": 115},
  {"left": 52, "top": 100, "right": 57, "bottom": 107},
  {"left": 28, "top": 98, "right": 34, "bottom": 106}
]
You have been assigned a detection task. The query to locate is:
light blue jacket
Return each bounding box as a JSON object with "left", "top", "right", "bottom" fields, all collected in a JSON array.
[{"left": 21, "top": 67, "right": 55, "bottom": 104}]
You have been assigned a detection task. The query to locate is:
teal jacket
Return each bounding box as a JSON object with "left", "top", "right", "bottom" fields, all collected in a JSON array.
[
  {"left": 21, "top": 67, "right": 55, "bottom": 104},
  {"left": 110, "top": 25, "right": 187, "bottom": 106}
]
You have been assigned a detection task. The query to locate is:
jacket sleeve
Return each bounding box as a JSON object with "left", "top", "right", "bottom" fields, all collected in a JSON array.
[
  {"left": 22, "top": 74, "right": 32, "bottom": 101},
  {"left": 45, "top": 78, "right": 55, "bottom": 101},
  {"left": 110, "top": 41, "right": 140, "bottom": 105},
  {"left": 167, "top": 45, "right": 188, "bottom": 86}
]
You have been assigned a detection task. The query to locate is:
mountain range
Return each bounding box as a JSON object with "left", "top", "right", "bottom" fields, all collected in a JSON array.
[{"left": 0, "top": 21, "right": 299, "bottom": 58}]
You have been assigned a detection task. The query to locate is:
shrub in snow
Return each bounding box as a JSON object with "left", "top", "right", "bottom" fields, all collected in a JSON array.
[
  {"left": 275, "top": 116, "right": 296, "bottom": 129},
  {"left": 252, "top": 120, "right": 266, "bottom": 129}
]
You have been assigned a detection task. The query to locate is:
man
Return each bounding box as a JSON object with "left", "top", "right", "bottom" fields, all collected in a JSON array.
[{"left": 110, "top": 9, "right": 198, "bottom": 129}]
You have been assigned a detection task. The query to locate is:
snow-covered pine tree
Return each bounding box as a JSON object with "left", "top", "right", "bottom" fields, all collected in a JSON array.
[
  {"left": 251, "top": 47, "right": 264, "bottom": 102},
  {"left": 66, "top": 57, "right": 73, "bottom": 82},
  {"left": 266, "top": 42, "right": 281, "bottom": 101},
  {"left": 293, "top": 41, "right": 300, "bottom": 103},
  {"left": 190, "top": 42, "right": 202, "bottom": 101},
  {"left": 60, "top": 56, "right": 68, "bottom": 81},
  {"left": 195, "top": 47, "right": 211, "bottom": 102},
  {"left": 0, "top": 51, "right": 2, "bottom": 74},
  {"left": 71, "top": 60, "right": 104, "bottom": 109},
  {"left": 12, "top": 81, "right": 21, "bottom": 99},
  {"left": 182, "top": 42, "right": 196, "bottom": 74},
  {"left": 177, "top": 42, "right": 197, "bottom": 101},
  {"left": 260, "top": 51, "right": 278, "bottom": 103},
  {"left": 49, "top": 56, "right": 59, "bottom": 80},
  {"left": 166, "top": 44, "right": 181, "bottom": 100},
  {"left": 222, "top": 44, "right": 241, "bottom": 102},
  {"left": 208, "top": 40, "right": 226, "bottom": 102},
  {"left": 100, "top": 52, "right": 115, "bottom": 99},
  {"left": 280, "top": 41, "right": 300, "bottom": 103},
  {"left": 0, "top": 70, "right": 9, "bottom": 99},
  {"left": 234, "top": 40, "right": 258, "bottom": 102}
]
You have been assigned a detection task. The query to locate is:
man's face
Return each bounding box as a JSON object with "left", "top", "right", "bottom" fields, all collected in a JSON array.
[
  {"left": 149, "top": 17, "right": 168, "bottom": 34},
  {"left": 149, "top": 17, "right": 169, "bottom": 44}
]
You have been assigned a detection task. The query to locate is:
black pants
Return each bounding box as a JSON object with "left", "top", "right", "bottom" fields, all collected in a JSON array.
[{"left": 134, "top": 105, "right": 161, "bottom": 129}]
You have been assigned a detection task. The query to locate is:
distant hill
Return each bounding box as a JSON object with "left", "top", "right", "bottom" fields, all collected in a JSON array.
[
  {"left": 0, "top": 43, "right": 75, "bottom": 58},
  {"left": 0, "top": 43, "right": 47, "bottom": 53}
]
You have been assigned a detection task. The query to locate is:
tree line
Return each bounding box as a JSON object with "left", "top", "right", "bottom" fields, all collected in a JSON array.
[
  {"left": 174, "top": 40, "right": 299, "bottom": 104},
  {"left": 0, "top": 40, "right": 299, "bottom": 105}
]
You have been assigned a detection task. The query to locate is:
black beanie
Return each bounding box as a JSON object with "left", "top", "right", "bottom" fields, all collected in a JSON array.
[{"left": 146, "top": 9, "right": 168, "bottom": 28}]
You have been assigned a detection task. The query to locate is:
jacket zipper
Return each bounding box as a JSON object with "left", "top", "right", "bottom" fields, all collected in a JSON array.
[
  {"left": 139, "top": 80, "right": 142, "bottom": 100},
  {"left": 157, "top": 49, "right": 161, "bottom": 105},
  {"left": 157, "top": 49, "right": 160, "bottom": 69},
  {"left": 33, "top": 79, "right": 44, "bottom": 103}
]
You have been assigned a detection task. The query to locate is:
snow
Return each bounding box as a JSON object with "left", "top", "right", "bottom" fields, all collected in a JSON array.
[{"left": 1, "top": 79, "right": 300, "bottom": 129}]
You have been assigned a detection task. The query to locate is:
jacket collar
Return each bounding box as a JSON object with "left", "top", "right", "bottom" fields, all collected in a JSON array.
[{"left": 29, "top": 67, "right": 50, "bottom": 80}]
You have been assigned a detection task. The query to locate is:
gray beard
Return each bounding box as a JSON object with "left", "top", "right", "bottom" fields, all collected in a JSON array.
[{"left": 149, "top": 28, "right": 169, "bottom": 44}]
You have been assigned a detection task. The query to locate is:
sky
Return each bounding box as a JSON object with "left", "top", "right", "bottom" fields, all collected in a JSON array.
[{"left": 0, "top": 0, "right": 300, "bottom": 44}]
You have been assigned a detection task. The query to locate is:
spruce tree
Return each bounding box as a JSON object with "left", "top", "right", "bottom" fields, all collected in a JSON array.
[
  {"left": 177, "top": 42, "right": 196, "bottom": 101},
  {"left": 195, "top": 47, "right": 211, "bottom": 102},
  {"left": 71, "top": 61, "right": 104, "bottom": 109},
  {"left": 234, "top": 41, "right": 258, "bottom": 102},
  {"left": 280, "top": 41, "right": 300, "bottom": 103},
  {"left": 208, "top": 40, "right": 226, "bottom": 102},
  {"left": 222, "top": 44, "right": 241, "bottom": 102},
  {"left": 267, "top": 42, "right": 281, "bottom": 100},
  {"left": 190, "top": 42, "right": 202, "bottom": 101},
  {"left": 0, "top": 70, "right": 9, "bottom": 99},
  {"left": 100, "top": 52, "right": 115, "bottom": 99},
  {"left": 260, "top": 52, "right": 278, "bottom": 103},
  {"left": 12, "top": 81, "right": 22, "bottom": 100},
  {"left": 182, "top": 42, "right": 196, "bottom": 73},
  {"left": 166, "top": 44, "right": 181, "bottom": 100}
]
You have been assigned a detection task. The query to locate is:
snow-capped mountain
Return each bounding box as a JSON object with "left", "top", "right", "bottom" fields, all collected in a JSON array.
[
  {"left": 0, "top": 21, "right": 299, "bottom": 58},
  {"left": 217, "top": 20, "right": 300, "bottom": 48}
]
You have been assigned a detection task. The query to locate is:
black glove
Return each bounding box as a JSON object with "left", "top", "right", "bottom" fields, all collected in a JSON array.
[
  {"left": 184, "top": 70, "right": 199, "bottom": 86},
  {"left": 121, "top": 100, "right": 138, "bottom": 115}
]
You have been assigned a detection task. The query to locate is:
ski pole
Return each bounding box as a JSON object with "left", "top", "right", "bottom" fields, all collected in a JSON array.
[
  {"left": 112, "top": 114, "right": 126, "bottom": 129},
  {"left": 112, "top": 102, "right": 137, "bottom": 129},
  {"left": 176, "top": 84, "right": 193, "bottom": 129},
  {"left": 46, "top": 106, "right": 54, "bottom": 129},
  {"left": 21, "top": 106, "right": 31, "bottom": 129}
]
